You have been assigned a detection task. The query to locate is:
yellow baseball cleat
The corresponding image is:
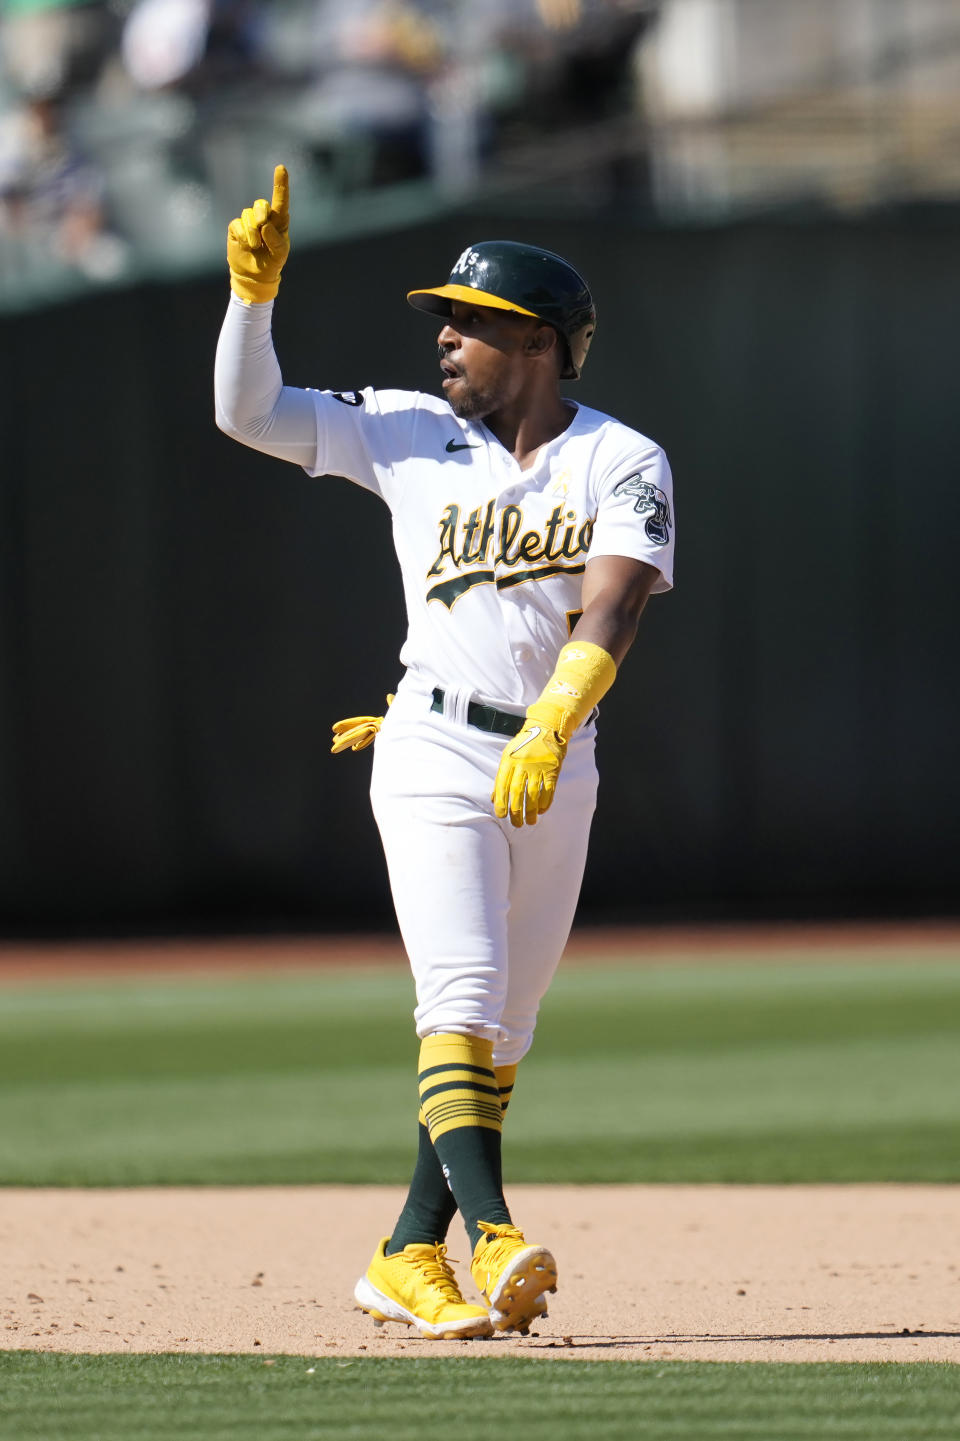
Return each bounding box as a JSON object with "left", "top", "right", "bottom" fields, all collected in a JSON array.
[
  {"left": 354, "top": 1237, "right": 494, "bottom": 1340},
  {"left": 470, "top": 1221, "right": 557, "bottom": 1334}
]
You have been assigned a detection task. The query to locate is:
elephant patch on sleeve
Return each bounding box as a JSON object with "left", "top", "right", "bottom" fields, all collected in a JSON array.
[{"left": 612, "top": 474, "right": 672, "bottom": 546}]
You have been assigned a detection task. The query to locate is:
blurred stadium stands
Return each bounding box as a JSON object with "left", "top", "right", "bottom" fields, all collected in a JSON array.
[{"left": 3, "top": 0, "right": 960, "bottom": 312}]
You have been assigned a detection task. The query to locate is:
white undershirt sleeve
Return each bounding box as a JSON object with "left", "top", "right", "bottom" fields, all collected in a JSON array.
[{"left": 214, "top": 295, "right": 318, "bottom": 468}]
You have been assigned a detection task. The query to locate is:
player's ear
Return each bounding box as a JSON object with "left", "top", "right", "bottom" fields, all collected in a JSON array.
[{"left": 525, "top": 323, "right": 560, "bottom": 362}]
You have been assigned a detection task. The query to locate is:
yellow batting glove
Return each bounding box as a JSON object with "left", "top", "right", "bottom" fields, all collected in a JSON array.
[
  {"left": 227, "top": 164, "right": 290, "bottom": 304},
  {"left": 493, "top": 641, "right": 617, "bottom": 828},
  {"left": 331, "top": 695, "right": 394, "bottom": 753},
  {"left": 493, "top": 712, "right": 567, "bottom": 827}
]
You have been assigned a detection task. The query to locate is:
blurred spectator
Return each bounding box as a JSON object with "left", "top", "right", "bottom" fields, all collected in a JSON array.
[
  {"left": 298, "top": 0, "right": 445, "bottom": 189},
  {"left": 425, "top": 0, "right": 654, "bottom": 201},
  {"left": 0, "top": 92, "right": 127, "bottom": 283},
  {"left": 122, "top": 0, "right": 213, "bottom": 91},
  {"left": 120, "top": 0, "right": 263, "bottom": 95},
  {"left": 0, "top": 1, "right": 129, "bottom": 291},
  {"left": 484, "top": 0, "right": 655, "bottom": 133},
  {"left": 0, "top": 0, "right": 114, "bottom": 99}
]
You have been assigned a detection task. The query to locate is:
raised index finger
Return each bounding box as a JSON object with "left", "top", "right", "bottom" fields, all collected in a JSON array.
[{"left": 270, "top": 165, "right": 290, "bottom": 228}]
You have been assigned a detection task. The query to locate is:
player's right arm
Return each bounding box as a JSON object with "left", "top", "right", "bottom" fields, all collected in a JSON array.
[
  {"left": 217, "top": 165, "right": 421, "bottom": 504},
  {"left": 215, "top": 164, "right": 317, "bottom": 466}
]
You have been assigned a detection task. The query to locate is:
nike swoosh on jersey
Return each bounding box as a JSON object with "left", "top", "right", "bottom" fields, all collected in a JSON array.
[{"left": 445, "top": 439, "right": 480, "bottom": 452}]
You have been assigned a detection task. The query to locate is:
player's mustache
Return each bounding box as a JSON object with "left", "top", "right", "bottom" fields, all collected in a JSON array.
[{"left": 438, "top": 343, "right": 462, "bottom": 370}]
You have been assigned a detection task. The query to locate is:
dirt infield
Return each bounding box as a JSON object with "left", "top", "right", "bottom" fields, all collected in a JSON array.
[{"left": 2, "top": 1185, "right": 957, "bottom": 1363}]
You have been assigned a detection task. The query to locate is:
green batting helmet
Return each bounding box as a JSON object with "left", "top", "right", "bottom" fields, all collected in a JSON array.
[{"left": 407, "top": 240, "right": 597, "bottom": 380}]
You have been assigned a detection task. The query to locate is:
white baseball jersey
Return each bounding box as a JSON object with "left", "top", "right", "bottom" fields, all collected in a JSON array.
[
  {"left": 215, "top": 295, "right": 676, "bottom": 1060},
  {"left": 302, "top": 387, "right": 675, "bottom": 708}
]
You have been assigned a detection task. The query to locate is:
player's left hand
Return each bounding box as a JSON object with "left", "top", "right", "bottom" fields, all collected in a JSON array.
[
  {"left": 331, "top": 695, "right": 395, "bottom": 753},
  {"left": 493, "top": 716, "right": 567, "bottom": 827}
]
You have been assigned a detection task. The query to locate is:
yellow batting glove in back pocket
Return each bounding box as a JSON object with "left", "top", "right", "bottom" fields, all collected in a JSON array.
[{"left": 331, "top": 695, "right": 394, "bottom": 753}]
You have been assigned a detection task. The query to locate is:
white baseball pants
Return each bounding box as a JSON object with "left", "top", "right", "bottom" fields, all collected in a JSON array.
[{"left": 370, "top": 674, "right": 598, "bottom": 1065}]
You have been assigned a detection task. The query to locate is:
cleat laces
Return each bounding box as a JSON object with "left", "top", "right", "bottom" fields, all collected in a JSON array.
[{"left": 412, "top": 1243, "right": 465, "bottom": 1303}]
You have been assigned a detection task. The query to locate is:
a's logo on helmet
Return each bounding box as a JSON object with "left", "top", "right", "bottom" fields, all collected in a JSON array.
[
  {"left": 613, "top": 474, "right": 672, "bottom": 546},
  {"left": 451, "top": 248, "right": 481, "bottom": 276}
]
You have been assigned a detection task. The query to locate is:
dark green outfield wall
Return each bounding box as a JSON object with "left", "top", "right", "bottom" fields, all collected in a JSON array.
[{"left": 1, "top": 210, "right": 958, "bottom": 932}]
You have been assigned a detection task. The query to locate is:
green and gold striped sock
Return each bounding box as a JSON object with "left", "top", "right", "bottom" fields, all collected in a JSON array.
[
  {"left": 419, "top": 1033, "right": 511, "bottom": 1250},
  {"left": 387, "top": 1055, "right": 520, "bottom": 1255},
  {"left": 495, "top": 1063, "right": 518, "bottom": 1117},
  {"left": 418, "top": 1033, "right": 502, "bottom": 1139}
]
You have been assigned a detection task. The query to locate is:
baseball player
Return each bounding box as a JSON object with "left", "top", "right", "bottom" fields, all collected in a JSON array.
[{"left": 215, "top": 166, "right": 675, "bottom": 1341}]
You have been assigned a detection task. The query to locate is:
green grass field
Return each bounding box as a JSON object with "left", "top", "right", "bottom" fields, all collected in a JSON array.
[
  {"left": 0, "top": 948, "right": 957, "bottom": 1186},
  {"left": 1, "top": 941, "right": 957, "bottom": 1437},
  {"left": 1, "top": 1354, "right": 958, "bottom": 1441}
]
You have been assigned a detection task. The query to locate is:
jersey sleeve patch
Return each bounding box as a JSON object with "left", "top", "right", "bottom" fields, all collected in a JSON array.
[
  {"left": 611, "top": 473, "right": 672, "bottom": 546},
  {"left": 589, "top": 444, "right": 676, "bottom": 592}
]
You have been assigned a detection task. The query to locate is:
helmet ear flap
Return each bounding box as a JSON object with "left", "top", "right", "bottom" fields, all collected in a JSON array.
[{"left": 564, "top": 321, "right": 596, "bottom": 380}]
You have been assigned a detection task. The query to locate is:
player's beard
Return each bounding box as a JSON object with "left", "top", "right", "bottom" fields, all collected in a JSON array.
[{"left": 446, "top": 376, "right": 502, "bottom": 421}]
